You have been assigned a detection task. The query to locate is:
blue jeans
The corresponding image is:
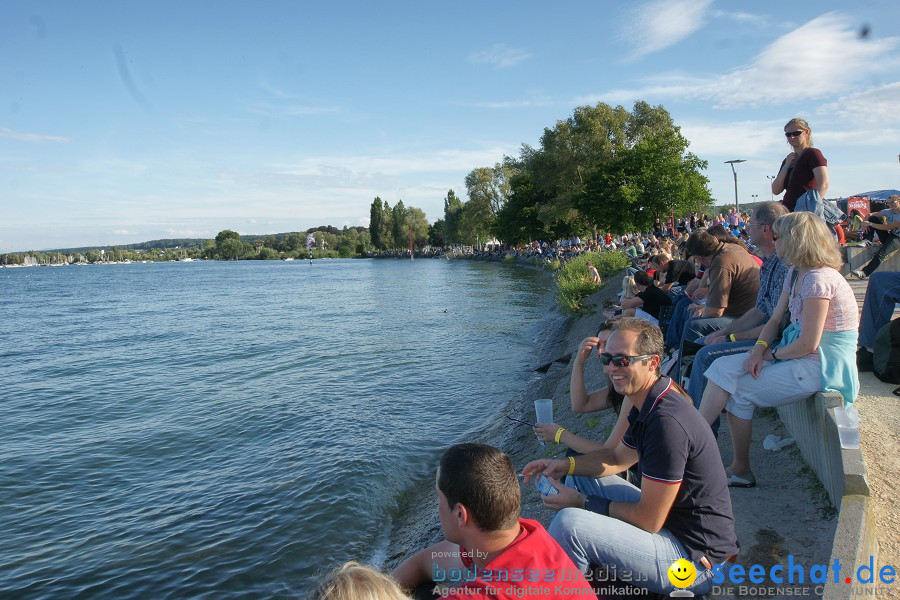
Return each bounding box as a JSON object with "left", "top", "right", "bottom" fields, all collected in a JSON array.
[
  {"left": 664, "top": 297, "right": 694, "bottom": 349},
  {"left": 671, "top": 316, "right": 735, "bottom": 382},
  {"left": 687, "top": 339, "right": 756, "bottom": 403},
  {"left": 859, "top": 272, "right": 900, "bottom": 347},
  {"left": 862, "top": 226, "right": 900, "bottom": 276},
  {"left": 549, "top": 476, "right": 717, "bottom": 596}
]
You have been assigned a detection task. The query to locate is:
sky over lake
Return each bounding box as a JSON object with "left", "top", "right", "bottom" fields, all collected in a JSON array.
[{"left": 3, "top": 0, "right": 899, "bottom": 251}]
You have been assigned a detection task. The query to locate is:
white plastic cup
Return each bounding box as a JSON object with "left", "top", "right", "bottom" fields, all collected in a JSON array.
[
  {"left": 534, "top": 398, "right": 553, "bottom": 424},
  {"left": 834, "top": 405, "right": 860, "bottom": 449},
  {"left": 534, "top": 399, "right": 553, "bottom": 447}
]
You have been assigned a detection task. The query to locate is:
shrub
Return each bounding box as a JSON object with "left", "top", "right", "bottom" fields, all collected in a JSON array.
[{"left": 556, "top": 251, "right": 631, "bottom": 314}]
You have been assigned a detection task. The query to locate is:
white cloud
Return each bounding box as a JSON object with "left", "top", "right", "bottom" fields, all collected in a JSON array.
[
  {"left": 622, "top": 0, "right": 713, "bottom": 61},
  {"left": 0, "top": 127, "right": 69, "bottom": 144},
  {"left": 711, "top": 9, "right": 768, "bottom": 26},
  {"left": 818, "top": 83, "right": 900, "bottom": 126},
  {"left": 468, "top": 44, "right": 533, "bottom": 69},
  {"left": 708, "top": 13, "right": 898, "bottom": 108},
  {"left": 679, "top": 119, "right": 785, "bottom": 157},
  {"left": 588, "top": 13, "right": 899, "bottom": 109},
  {"left": 112, "top": 229, "right": 136, "bottom": 235}
]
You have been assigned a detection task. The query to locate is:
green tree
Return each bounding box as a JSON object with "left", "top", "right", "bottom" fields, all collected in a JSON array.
[
  {"left": 405, "top": 207, "right": 430, "bottom": 248},
  {"left": 443, "top": 189, "right": 463, "bottom": 244},
  {"left": 370, "top": 197, "right": 385, "bottom": 250},
  {"left": 215, "top": 230, "right": 242, "bottom": 259},
  {"left": 429, "top": 219, "right": 446, "bottom": 247},
  {"left": 391, "top": 200, "right": 408, "bottom": 249},
  {"left": 381, "top": 200, "right": 394, "bottom": 250}
]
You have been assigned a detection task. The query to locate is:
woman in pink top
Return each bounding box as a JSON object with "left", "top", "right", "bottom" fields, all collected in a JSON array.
[{"left": 698, "top": 212, "right": 858, "bottom": 487}]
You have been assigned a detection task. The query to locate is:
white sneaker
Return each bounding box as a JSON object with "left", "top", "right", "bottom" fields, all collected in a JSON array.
[{"left": 849, "top": 269, "right": 867, "bottom": 279}]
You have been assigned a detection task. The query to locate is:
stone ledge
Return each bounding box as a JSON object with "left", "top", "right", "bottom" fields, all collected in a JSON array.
[{"left": 777, "top": 392, "right": 878, "bottom": 600}]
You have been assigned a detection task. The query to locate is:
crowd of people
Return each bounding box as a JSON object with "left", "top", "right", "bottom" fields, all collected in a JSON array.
[{"left": 309, "top": 119, "right": 898, "bottom": 600}]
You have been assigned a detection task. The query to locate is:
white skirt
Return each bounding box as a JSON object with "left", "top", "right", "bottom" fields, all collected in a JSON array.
[{"left": 704, "top": 351, "right": 822, "bottom": 419}]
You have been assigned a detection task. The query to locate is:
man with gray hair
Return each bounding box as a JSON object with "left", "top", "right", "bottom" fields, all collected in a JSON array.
[{"left": 686, "top": 201, "right": 790, "bottom": 405}]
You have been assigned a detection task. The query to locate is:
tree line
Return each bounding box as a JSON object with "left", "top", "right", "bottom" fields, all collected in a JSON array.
[{"left": 435, "top": 100, "right": 713, "bottom": 247}]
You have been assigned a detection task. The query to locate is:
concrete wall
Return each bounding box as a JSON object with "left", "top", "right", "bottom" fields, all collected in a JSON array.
[{"left": 776, "top": 393, "right": 878, "bottom": 600}]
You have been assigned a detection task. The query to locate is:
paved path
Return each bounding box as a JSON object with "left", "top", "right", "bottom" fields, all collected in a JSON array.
[{"left": 846, "top": 276, "right": 900, "bottom": 578}]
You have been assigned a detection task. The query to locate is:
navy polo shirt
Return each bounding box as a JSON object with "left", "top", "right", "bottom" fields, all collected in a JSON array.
[{"left": 623, "top": 377, "right": 739, "bottom": 562}]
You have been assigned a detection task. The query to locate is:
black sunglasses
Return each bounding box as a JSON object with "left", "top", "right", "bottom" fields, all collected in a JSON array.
[
  {"left": 598, "top": 353, "right": 656, "bottom": 367},
  {"left": 784, "top": 131, "right": 804, "bottom": 138}
]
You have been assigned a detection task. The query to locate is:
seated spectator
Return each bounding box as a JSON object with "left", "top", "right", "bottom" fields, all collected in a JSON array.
[
  {"left": 850, "top": 195, "right": 900, "bottom": 279},
  {"left": 668, "top": 230, "right": 761, "bottom": 381},
  {"left": 311, "top": 562, "right": 410, "bottom": 600},
  {"left": 607, "top": 271, "right": 671, "bottom": 325},
  {"left": 621, "top": 275, "right": 638, "bottom": 301},
  {"left": 859, "top": 272, "right": 900, "bottom": 351},
  {"left": 687, "top": 202, "right": 790, "bottom": 404},
  {"left": 392, "top": 444, "right": 594, "bottom": 598},
  {"left": 535, "top": 320, "right": 635, "bottom": 477},
  {"left": 585, "top": 261, "right": 601, "bottom": 284},
  {"left": 523, "top": 318, "right": 738, "bottom": 596},
  {"left": 649, "top": 252, "right": 696, "bottom": 293},
  {"left": 698, "top": 212, "right": 859, "bottom": 487}
]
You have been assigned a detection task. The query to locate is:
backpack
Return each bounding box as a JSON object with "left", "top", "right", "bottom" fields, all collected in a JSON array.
[{"left": 873, "top": 317, "right": 900, "bottom": 384}]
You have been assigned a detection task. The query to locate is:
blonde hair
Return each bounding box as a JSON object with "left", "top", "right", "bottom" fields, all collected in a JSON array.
[
  {"left": 309, "top": 562, "right": 411, "bottom": 600},
  {"left": 773, "top": 212, "right": 841, "bottom": 269},
  {"left": 785, "top": 117, "right": 813, "bottom": 147},
  {"left": 622, "top": 275, "right": 638, "bottom": 299}
]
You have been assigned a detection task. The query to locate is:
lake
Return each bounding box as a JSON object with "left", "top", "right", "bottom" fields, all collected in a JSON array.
[{"left": 0, "top": 259, "right": 560, "bottom": 598}]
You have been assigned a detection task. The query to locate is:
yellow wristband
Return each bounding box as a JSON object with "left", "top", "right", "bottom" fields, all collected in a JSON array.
[
  {"left": 567, "top": 456, "right": 576, "bottom": 476},
  {"left": 554, "top": 427, "right": 566, "bottom": 444},
  {"left": 755, "top": 340, "right": 769, "bottom": 349},
  {"left": 728, "top": 333, "right": 736, "bottom": 343}
]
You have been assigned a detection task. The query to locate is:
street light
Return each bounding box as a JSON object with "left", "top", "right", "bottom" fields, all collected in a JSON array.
[
  {"left": 765, "top": 175, "right": 775, "bottom": 200},
  {"left": 725, "top": 159, "right": 746, "bottom": 213}
]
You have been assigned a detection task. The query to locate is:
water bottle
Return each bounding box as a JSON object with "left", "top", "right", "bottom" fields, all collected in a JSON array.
[{"left": 834, "top": 404, "right": 860, "bottom": 449}]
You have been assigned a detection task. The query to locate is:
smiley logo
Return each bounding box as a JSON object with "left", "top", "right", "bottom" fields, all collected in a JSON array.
[{"left": 667, "top": 558, "right": 697, "bottom": 588}]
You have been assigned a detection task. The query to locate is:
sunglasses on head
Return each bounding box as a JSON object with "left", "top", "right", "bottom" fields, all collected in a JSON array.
[
  {"left": 784, "top": 131, "right": 804, "bottom": 138},
  {"left": 598, "top": 353, "right": 656, "bottom": 367}
]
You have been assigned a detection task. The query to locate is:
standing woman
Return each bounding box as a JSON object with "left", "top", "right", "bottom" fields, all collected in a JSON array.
[{"left": 771, "top": 118, "right": 829, "bottom": 212}]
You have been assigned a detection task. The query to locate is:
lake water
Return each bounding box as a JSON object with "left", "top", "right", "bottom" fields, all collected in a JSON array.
[{"left": 0, "top": 259, "right": 560, "bottom": 598}]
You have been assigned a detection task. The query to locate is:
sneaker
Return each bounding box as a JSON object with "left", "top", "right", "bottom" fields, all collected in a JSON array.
[{"left": 849, "top": 269, "right": 868, "bottom": 280}]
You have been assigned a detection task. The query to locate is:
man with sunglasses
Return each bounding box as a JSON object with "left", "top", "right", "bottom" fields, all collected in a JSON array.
[{"left": 523, "top": 318, "right": 738, "bottom": 596}]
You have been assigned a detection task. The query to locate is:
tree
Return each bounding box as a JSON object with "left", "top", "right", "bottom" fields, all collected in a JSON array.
[
  {"left": 215, "top": 230, "right": 242, "bottom": 259},
  {"left": 391, "top": 200, "right": 408, "bottom": 249},
  {"left": 370, "top": 197, "right": 384, "bottom": 250},
  {"left": 494, "top": 169, "right": 552, "bottom": 245},
  {"left": 381, "top": 200, "right": 394, "bottom": 250},
  {"left": 405, "top": 207, "right": 430, "bottom": 248},
  {"left": 429, "top": 219, "right": 446, "bottom": 247},
  {"left": 443, "top": 189, "right": 463, "bottom": 244}
]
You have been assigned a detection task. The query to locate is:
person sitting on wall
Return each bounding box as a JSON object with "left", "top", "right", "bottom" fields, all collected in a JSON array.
[
  {"left": 850, "top": 195, "right": 900, "bottom": 279},
  {"left": 523, "top": 318, "right": 738, "bottom": 596},
  {"left": 668, "top": 230, "right": 761, "bottom": 381},
  {"left": 604, "top": 271, "right": 672, "bottom": 326},
  {"left": 686, "top": 202, "right": 790, "bottom": 405},
  {"left": 698, "top": 212, "right": 859, "bottom": 487},
  {"left": 392, "top": 443, "right": 595, "bottom": 599}
]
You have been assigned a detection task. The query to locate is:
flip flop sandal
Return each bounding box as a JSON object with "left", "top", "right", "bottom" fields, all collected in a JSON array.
[{"left": 725, "top": 467, "right": 756, "bottom": 488}]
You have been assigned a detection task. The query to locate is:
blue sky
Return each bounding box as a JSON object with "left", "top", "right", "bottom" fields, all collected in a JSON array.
[{"left": 3, "top": 0, "right": 899, "bottom": 251}]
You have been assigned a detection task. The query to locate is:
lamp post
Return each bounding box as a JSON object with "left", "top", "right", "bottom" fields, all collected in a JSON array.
[
  {"left": 765, "top": 175, "right": 775, "bottom": 200},
  {"left": 725, "top": 159, "right": 746, "bottom": 213}
]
